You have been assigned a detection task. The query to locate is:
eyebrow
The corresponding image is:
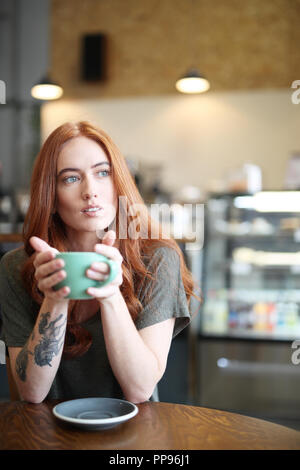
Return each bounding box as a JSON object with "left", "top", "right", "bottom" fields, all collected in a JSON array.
[{"left": 57, "top": 161, "right": 110, "bottom": 177}]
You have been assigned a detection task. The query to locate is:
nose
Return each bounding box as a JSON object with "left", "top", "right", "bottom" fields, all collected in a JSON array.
[{"left": 81, "top": 177, "right": 98, "bottom": 200}]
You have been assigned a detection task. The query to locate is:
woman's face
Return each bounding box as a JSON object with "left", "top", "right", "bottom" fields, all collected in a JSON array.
[{"left": 56, "top": 136, "right": 117, "bottom": 241}]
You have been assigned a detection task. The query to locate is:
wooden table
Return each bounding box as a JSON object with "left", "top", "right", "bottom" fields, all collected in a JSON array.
[{"left": 0, "top": 400, "right": 299, "bottom": 450}]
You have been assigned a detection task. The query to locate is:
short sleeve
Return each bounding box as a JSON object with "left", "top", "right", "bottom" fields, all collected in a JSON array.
[
  {"left": 135, "top": 246, "right": 190, "bottom": 337},
  {"left": 0, "top": 249, "right": 38, "bottom": 347}
]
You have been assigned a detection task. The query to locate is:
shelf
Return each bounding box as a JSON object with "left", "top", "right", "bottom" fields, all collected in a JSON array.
[
  {"left": 200, "top": 330, "right": 300, "bottom": 342},
  {"left": 209, "top": 231, "right": 299, "bottom": 240},
  {"left": 208, "top": 260, "right": 300, "bottom": 272}
]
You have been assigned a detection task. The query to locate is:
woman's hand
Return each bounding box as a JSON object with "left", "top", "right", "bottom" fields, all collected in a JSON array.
[
  {"left": 29, "top": 236, "right": 70, "bottom": 301},
  {"left": 86, "top": 231, "right": 123, "bottom": 303}
]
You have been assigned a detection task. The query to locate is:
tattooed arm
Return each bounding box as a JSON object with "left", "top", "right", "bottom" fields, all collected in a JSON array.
[
  {"left": 8, "top": 297, "right": 68, "bottom": 403},
  {"left": 8, "top": 237, "right": 70, "bottom": 403}
]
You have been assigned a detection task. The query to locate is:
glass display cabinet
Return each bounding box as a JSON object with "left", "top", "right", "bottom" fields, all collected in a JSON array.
[
  {"left": 201, "top": 191, "right": 300, "bottom": 340},
  {"left": 196, "top": 191, "right": 300, "bottom": 424}
]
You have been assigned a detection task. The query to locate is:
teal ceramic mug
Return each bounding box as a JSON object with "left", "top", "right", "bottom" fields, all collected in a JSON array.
[{"left": 53, "top": 252, "right": 118, "bottom": 300}]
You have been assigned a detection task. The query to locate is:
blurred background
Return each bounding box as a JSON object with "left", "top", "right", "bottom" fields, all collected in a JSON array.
[{"left": 1, "top": 0, "right": 300, "bottom": 430}]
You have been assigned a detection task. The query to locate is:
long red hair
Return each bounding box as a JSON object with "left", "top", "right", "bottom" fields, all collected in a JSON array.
[{"left": 21, "top": 121, "right": 200, "bottom": 357}]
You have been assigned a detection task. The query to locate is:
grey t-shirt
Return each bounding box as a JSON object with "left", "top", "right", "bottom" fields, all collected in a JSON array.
[{"left": 0, "top": 245, "right": 190, "bottom": 400}]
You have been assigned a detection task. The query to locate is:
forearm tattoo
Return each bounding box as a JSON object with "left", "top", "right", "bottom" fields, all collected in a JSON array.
[
  {"left": 34, "top": 312, "right": 66, "bottom": 367},
  {"left": 16, "top": 312, "right": 67, "bottom": 381},
  {"left": 15, "top": 342, "right": 32, "bottom": 382}
]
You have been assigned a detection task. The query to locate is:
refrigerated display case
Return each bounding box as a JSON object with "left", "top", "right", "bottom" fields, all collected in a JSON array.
[{"left": 197, "top": 191, "right": 300, "bottom": 426}]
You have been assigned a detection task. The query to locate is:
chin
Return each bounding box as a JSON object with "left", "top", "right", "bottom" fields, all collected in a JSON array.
[{"left": 61, "top": 212, "right": 116, "bottom": 236}]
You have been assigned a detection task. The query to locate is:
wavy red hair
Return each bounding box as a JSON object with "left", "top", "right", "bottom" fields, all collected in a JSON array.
[{"left": 21, "top": 121, "right": 200, "bottom": 357}]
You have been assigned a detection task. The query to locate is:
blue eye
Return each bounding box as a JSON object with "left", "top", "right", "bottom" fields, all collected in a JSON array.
[
  {"left": 97, "top": 170, "right": 110, "bottom": 177},
  {"left": 64, "top": 176, "right": 79, "bottom": 184}
]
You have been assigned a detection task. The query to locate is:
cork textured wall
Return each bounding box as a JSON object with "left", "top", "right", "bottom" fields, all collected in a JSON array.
[{"left": 51, "top": 0, "right": 300, "bottom": 98}]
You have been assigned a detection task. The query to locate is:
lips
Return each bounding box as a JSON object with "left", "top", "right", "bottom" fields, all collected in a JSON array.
[{"left": 81, "top": 205, "right": 103, "bottom": 214}]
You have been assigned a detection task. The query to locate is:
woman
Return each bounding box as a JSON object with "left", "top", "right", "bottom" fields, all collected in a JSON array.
[{"left": 0, "top": 121, "right": 198, "bottom": 404}]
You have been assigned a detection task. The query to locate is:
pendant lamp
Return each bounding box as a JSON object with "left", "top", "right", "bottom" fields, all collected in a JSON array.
[
  {"left": 176, "top": 68, "right": 210, "bottom": 94},
  {"left": 31, "top": 76, "right": 63, "bottom": 100},
  {"left": 175, "top": 0, "right": 210, "bottom": 94}
]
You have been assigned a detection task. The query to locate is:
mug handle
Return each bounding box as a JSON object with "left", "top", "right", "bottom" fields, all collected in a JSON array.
[{"left": 100, "top": 259, "right": 118, "bottom": 286}]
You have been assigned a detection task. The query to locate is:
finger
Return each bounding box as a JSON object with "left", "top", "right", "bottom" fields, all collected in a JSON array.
[
  {"left": 35, "top": 257, "right": 65, "bottom": 280},
  {"left": 33, "top": 250, "right": 56, "bottom": 269},
  {"left": 37, "top": 269, "right": 67, "bottom": 291},
  {"left": 86, "top": 268, "right": 108, "bottom": 281},
  {"left": 89, "top": 262, "right": 110, "bottom": 274},
  {"left": 94, "top": 243, "right": 123, "bottom": 262},
  {"left": 86, "top": 263, "right": 110, "bottom": 275},
  {"left": 30, "top": 236, "right": 58, "bottom": 254},
  {"left": 101, "top": 230, "right": 116, "bottom": 246},
  {"left": 86, "top": 269, "right": 122, "bottom": 291},
  {"left": 86, "top": 285, "right": 119, "bottom": 299}
]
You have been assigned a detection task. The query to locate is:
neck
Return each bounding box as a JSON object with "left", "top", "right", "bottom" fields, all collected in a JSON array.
[{"left": 65, "top": 228, "right": 100, "bottom": 252}]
